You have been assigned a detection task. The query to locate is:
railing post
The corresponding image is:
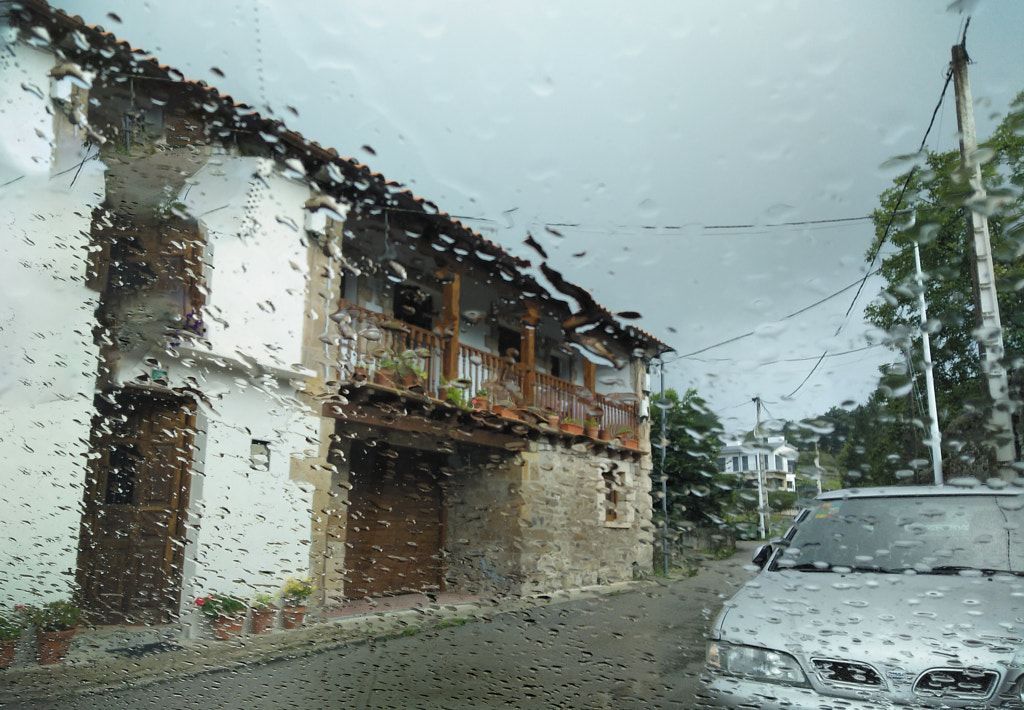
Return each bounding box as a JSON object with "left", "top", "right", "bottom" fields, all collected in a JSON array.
[
  {"left": 439, "top": 270, "right": 461, "bottom": 386},
  {"left": 521, "top": 306, "right": 539, "bottom": 407}
]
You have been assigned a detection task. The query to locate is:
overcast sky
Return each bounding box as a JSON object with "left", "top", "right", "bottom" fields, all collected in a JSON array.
[{"left": 54, "top": 0, "right": 1024, "bottom": 432}]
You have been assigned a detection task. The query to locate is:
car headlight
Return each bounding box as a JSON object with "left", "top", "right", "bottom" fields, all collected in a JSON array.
[{"left": 706, "top": 641, "right": 810, "bottom": 687}]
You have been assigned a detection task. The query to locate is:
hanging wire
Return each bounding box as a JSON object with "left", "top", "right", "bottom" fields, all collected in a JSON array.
[{"left": 786, "top": 32, "right": 962, "bottom": 400}]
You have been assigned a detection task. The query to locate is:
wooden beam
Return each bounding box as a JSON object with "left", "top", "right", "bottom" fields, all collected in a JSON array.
[
  {"left": 440, "top": 270, "right": 461, "bottom": 384},
  {"left": 520, "top": 307, "right": 538, "bottom": 406},
  {"left": 322, "top": 401, "right": 529, "bottom": 450},
  {"left": 584, "top": 360, "right": 596, "bottom": 394}
]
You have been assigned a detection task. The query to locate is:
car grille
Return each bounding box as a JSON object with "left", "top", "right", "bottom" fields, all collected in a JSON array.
[
  {"left": 914, "top": 668, "right": 999, "bottom": 699},
  {"left": 811, "top": 658, "right": 883, "bottom": 687}
]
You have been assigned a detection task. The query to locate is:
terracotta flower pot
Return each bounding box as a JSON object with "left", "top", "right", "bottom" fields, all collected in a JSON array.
[
  {"left": 560, "top": 422, "right": 584, "bottom": 436},
  {"left": 624, "top": 439, "right": 639, "bottom": 450},
  {"left": 584, "top": 426, "right": 599, "bottom": 438},
  {"left": 351, "top": 366, "right": 369, "bottom": 382},
  {"left": 372, "top": 370, "right": 393, "bottom": 386},
  {"left": 212, "top": 615, "right": 244, "bottom": 641},
  {"left": 0, "top": 639, "right": 18, "bottom": 669},
  {"left": 36, "top": 629, "right": 75, "bottom": 665},
  {"left": 282, "top": 605, "right": 307, "bottom": 629},
  {"left": 251, "top": 608, "right": 275, "bottom": 635},
  {"left": 399, "top": 371, "right": 421, "bottom": 389},
  {"left": 546, "top": 415, "right": 559, "bottom": 427}
]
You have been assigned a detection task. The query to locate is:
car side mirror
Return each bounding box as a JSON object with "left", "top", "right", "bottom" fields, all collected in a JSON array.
[{"left": 752, "top": 544, "right": 772, "bottom": 569}]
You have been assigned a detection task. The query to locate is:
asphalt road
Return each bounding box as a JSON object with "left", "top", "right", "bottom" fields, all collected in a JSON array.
[{"left": 13, "top": 545, "right": 758, "bottom": 710}]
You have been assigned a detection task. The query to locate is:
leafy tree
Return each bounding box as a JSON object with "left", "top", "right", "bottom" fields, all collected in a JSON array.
[
  {"left": 865, "top": 91, "right": 1024, "bottom": 429},
  {"left": 833, "top": 388, "right": 912, "bottom": 488},
  {"left": 650, "top": 389, "right": 727, "bottom": 529},
  {"left": 767, "top": 490, "right": 797, "bottom": 512}
]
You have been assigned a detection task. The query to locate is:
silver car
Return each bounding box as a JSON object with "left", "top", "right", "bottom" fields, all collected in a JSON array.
[{"left": 702, "top": 485, "right": 1024, "bottom": 708}]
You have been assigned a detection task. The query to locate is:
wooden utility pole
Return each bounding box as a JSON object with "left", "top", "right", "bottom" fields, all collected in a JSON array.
[{"left": 951, "top": 42, "right": 1017, "bottom": 478}]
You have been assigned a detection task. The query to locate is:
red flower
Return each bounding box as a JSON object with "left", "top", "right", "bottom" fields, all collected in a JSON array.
[
  {"left": 195, "top": 597, "right": 207, "bottom": 606},
  {"left": 14, "top": 605, "right": 24, "bottom": 612}
]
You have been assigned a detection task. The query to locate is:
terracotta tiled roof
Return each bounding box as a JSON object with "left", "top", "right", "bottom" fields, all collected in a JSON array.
[{"left": 10, "top": 0, "right": 672, "bottom": 354}]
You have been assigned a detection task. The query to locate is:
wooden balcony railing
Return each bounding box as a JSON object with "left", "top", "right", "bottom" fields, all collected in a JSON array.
[
  {"left": 334, "top": 301, "right": 640, "bottom": 437},
  {"left": 335, "top": 302, "right": 444, "bottom": 397}
]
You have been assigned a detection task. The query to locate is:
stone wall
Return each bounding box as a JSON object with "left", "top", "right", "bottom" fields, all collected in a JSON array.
[
  {"left": 321, "top": 430, "right": 655, "bottom": 601},
  {"left": 444, "top": 448, "right": 525, "bottom": 595},
  {"left": 517, "top": 442, "right": 653, "bottom": 594},
  {"left": 444, "top": 441, "right": 653, "bottom": 596}
]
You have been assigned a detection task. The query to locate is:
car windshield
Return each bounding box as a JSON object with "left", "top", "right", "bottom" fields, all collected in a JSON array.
[
  {"left": 777, "top": 494, "right": 1024, "bottom": 573},
  {"left": 4, "top": 2, "right": 1024, "bottom": 707}
]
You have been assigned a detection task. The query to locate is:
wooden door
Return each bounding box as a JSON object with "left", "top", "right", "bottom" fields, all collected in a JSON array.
[
  {"left": 346, "top": 443, "right": 444, "bottom": 597},
  {"left": 77, "top": 391, "right": 194, "bottom": 624}
]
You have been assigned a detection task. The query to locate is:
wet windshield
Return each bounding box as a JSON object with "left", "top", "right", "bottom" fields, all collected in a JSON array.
[
  {"left": 778, "top": 494, "right": 1024, "bottom": 573},
  {"left": 3, "top": 1, "right": 1024, "bottom": 708}
]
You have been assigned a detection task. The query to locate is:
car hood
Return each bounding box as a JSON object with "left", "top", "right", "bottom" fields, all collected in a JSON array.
[{"left": 714, "top": 569, "right": 1024, "bottom": 668}]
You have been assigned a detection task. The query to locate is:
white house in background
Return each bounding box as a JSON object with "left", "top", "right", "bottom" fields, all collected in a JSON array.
[
  {"left": 718, "top": 437, "right": 798, "bottom": 491},
  {"left": 1, "top": 0, "right": 670, "bottom": 629}
]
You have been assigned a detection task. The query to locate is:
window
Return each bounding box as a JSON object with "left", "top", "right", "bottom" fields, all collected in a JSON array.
[
  {"left": 105, "top": 443, "right": 139, "bottom": 505},
  {"left": 498, "top": 327, "right": 521, "bottom": 362},
  {"left": 250, "top": 440, "right": 270, "bottom": 472},
  {"left": 603, "top": 470, "right": 619, "bottom": 523},
  {"left": 549, "top": 354, "right": 563, "bottom": 378},
  {"left": 393, "top": 284, "right": 434, "bottom": 331}
]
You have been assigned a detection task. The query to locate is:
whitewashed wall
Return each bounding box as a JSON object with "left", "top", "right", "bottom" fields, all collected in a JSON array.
[
  {"left": 0, "top": 39, "right": 105, "bottom": 605},
  {"left": 180, "top": 374, "right": 317, "bottom": 608},
  {"left": 170, "top": 156, "right": 320, "bottom": 607}
]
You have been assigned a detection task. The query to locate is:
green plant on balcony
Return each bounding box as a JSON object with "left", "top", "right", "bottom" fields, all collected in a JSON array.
[
  {"left": 613, "top": 426, "right": 639, "bottom": 449},
  {"left": 471, "top": 389, "right": 490, "bottom": 410},
  {"left": 373, "top": 357, "right": 398, "bottom": 386},
  {"left": 560, "top": 416, "right": 584, "bottom": 435},
  {"left": 444, "top": 386, "right": 468, "bottom": 409},
  {"left": 394, "top": 351, "right": 427, "bottom": 388}
]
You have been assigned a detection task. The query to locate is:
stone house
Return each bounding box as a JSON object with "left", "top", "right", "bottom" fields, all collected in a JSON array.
[{"left": 0, "top": 0, "right": 671, "bottom": 626}]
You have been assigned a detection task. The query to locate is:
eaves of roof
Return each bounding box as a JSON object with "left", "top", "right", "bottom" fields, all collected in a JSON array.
[{"left": 10, "top": 0, "right": 672, "bottom": 355}]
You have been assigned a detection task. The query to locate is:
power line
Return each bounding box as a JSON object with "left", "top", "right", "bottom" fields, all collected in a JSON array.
[
  {"left": 453, "top": 211, "right": 903, "bottom": 235},
  {"left": 687, "top": 343, "right": 882, "bottom": 365},
  {"left": 786, "top": 33, "right": 960, "bottom": 400},
  {"left": 666, "top": 271, "right": 880, "bottom": 362}
]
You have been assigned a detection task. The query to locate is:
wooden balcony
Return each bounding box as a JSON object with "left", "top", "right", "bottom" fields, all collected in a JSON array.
[{"left": 330, "top": 301, "right": 641, "bottom": 443}]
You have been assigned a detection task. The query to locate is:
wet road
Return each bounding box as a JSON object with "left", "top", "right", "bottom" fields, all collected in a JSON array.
[{"left": 18, "top": 545, "right": 758, "bottom": 709}]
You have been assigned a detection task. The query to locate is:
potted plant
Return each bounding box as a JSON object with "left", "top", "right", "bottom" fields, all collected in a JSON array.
[
  {"left": 0, "top": 613, "right": 24, "bottom": 669},
  {"left": 584, "top": 418, "right": 600, "bottom": 438},
  {"left": 560, "top": 416, "right": 584, "bottom": 436},
  {"left": 18, "top": 599, "right": 80, "bottom": 665},
  {"left": 394, "top": 351, "right": 426, "bottom": 390},
  {"left": 280, "top": 577, "right": 314, "bottom": 629},
  {"left": 373, "top": 358, "right": 397, "bottom": 386},
  {"left": 194, "top": 593, "right": 247, "bottom": 640},
  {"left": 614, "top": 427, "right": 639, "bottom": 449},
  {"left": 350, "top": 361, "right": 370, "bottom": 382},
  {"left": 492, "top": 400, "right": 520, "bottom": 419},
  {"left": 471, "top": 389, "right": 490, "bottom": 411},
  {"left": 444, "top": 386, "right": 467, "bottom": 409},
  {"left": 250, "top": 593, "right": 276, "bottom": 635}
]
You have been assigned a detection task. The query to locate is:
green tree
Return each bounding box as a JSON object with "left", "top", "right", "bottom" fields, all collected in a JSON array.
[
  {"left": 650, "top": 388, "right": 726, "bottom": 529},
  {"left": 833, "top": 388, "right": 913, "bottom": 488},
  {"left": 866, "top": 91, "right": 1024, "bottom": 429}
]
